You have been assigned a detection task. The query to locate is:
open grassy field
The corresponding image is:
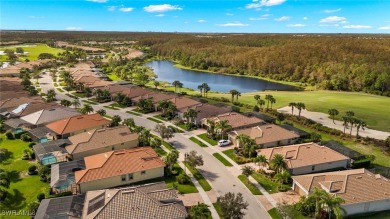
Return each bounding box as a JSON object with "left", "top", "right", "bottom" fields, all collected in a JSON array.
[
  {"left": 0, "top": 134, "right": 49, "bottom": 218},
  {"left": 0, "top": 44, "right": 64, "bottom": 61}
]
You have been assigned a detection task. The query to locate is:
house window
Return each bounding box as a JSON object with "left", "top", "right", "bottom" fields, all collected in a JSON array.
[
  {"left": 121, "top": 175, "right": 126, "bottom": 182},
  {"left": 141, "top": 171, "right": 146, "bottom": 175},
  {"left": 128, "top": 173, "right": 133, "bottom": 180},
  {"left": 311, "top": 166, "right": 315, "bottom": 171}
]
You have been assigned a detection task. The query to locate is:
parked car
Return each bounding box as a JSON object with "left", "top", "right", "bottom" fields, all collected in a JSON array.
[{"left": 218, "top": 139, "right": 231, "bottom": 147}]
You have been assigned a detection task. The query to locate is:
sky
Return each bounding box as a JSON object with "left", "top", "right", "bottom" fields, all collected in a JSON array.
[{"left": 1, "top": 0, "right": 390, "bottom": 33}]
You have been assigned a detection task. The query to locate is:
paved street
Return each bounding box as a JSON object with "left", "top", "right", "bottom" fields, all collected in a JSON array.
[{"left": 37, "top": 74, "right": 271, "bottom": 219}]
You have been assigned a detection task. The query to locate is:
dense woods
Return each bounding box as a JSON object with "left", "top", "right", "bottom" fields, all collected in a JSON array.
[{"left": 2, "top": 31, "right": 390, "bottom": 95}]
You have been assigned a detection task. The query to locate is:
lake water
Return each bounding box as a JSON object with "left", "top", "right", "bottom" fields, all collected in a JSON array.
[{"left": 146, "top": 60, "right": 297, "bottom": 93}]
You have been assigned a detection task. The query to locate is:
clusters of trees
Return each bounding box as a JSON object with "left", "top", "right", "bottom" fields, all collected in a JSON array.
[
  {"left": 340, "top": 111, "right": 367, "bottom": 137},
  {"left": 206, "top": 119, "right": 232, "bottom": 140}
]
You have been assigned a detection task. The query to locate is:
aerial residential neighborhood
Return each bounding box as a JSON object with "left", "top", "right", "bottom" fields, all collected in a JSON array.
[{"left": 1, "top": 1, "right": 390, "bottom": 219}]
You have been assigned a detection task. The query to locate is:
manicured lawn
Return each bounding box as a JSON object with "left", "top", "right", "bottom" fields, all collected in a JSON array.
[
  {"left": 72, "top": 92, "right": 87, "bottom": 98},
  {"left": 82, "top": 100, "right": 98, "bottom": 105},
  {"left": 222, "top": 149, "right": 236, "bottom": 161},
  {"left": 103, "top": 115, "right": 113, "bottom": 119},
  {"left": 103, "top": 105, "right": 119, "bottom": 110},
  {"left": 197, "top": 133, "right": 218, "bottom": 146},
  {"left": 126, "top": 110, "right": 142, "bottom": 116},
  {"left": 210, "top": 91, "right": 390, "bottom": 132},
  {"left": 53, "top": 83, "right": 58, "bottom": 87},
  {"left": 0, "top": 44, "right": 64, "bottom": 61},
  {"left": 213, "top": 153, "right": 233, "bottom": 167},
  {"left": 237, "top": 175, "right": 262, "bottom": 195},
  {"left": 177, "top": 123, "right": 195, "bottom": 131},
  {"left": 56, "top": 88, "right": 64, "bottom": 93},
  {"left": 147, "top": 117, "right": 163, "bottom": 123},
  {"left": 153, "top": 146, "right": 167, "bottom": 156},
  {"left": 154, "top": 114, "right": 169, "bottom": 121},
  {"left": 251, "top": 172, "right": 283, "bottom": 194},
  {"left": 110, "top": 103, "right": 127, "bottom": 108},
  {"left": 0, "top": 134, "right": 50, "bottom": 215},
  {"left": 213, "top": 202, "right": 224, "bottom": 219},
  {"left": 184, "top": 162, "right": 212, "bottom": 191},
  {"left": 162, "top": 140, "right": 175, "bottom": 151},
  {"left": 167, "top": 163, "right": 198, "bottom": 194},
  {"left": 106, "top": 73, "right": 121, "bottom": 81},
  {"left": 168, "top": 125, "right": 184, "bottom": 133},
  {"left": 189, "top": 137, "right": 208, "bottom": 147}
]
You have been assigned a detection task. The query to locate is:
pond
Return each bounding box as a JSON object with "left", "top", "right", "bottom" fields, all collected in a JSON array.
[{"left": 146, "top": 61, "right": 297, "bottom": 93}]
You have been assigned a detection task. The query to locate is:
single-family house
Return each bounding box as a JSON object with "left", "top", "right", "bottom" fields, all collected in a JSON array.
[
  {"left": 178, "top": 103, "right": 231, "bottom": 126},
  {"left": 6, "top": 101, "right": 59, "bottom": 119},
  {"left": 201, "top": 112, "right": 265, "bottom": 130},
  {"left": 3, "top": 118, "right": 32, "bottom": 133},
  {"left": 74, "top": 147, "right": 165, "bottom": 193},
  {"left": 65, "top": 126, "right": 139, "bottom": 160},
  {"left": 228, "top": 124, "right": 300, "bottom": 148},
  {"left": 168, "top": 97, "right": 201, "bottom": 111},
  {"left": 33, "top": 139, "right": 71, "bottom": 165},
  {"left": 131, "top": 92, "right": 177, "bottom": 109},
  {"left": 292, "top": 168, "right": 390, "bottom": 216},
  {"left": 82, "top": 182, "right": 187, "bottom": 219},
  {"left": 45, "top": 113, "right": 111, "bottom": 139},
  {"left": 257, "top": 142, "right": 350, "bottom": 175},
  {"left": 21, "top": 107, "right": 81, "bottom": 127},
  {"left": 51, "top": 160, "right": 86, "bottom": 194},
  {"left": 120, "top": 86, "right": 153, "bottom": 99}
]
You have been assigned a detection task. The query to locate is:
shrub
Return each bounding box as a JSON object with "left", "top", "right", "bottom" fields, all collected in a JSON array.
[
  {"left": 177, "top": 173, "right": 190, "bottom": 184},
  {"left": 220, "top": 97, "right": 230, "bottom": 102},
  {"left": 21, "top": 133, "right": 31, "bottom": 142},
  {"left": 234, "top": 156, "right": 252, "bottom": 164},
  {"left": 5, "top": 131, "right": 14, "bottom": 139},
  {"left": 37, "top": 193, "right": 45, "bottom": 202},
  {"left": 253, "top": 105, "right": 260, "bottom": 112},
  {"left": 28, "top": 165, "right": 37, "bottom": 175},
  {"left": 29, "top": 142, "right": 37, "bottom": 148},
  {"left": 27, "top": 201, "right": 40, "bottom": 215},
  {"left": 14, "top": 132, "right": 24, "bottom": 139}
]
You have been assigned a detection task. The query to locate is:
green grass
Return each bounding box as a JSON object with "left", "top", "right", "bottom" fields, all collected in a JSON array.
[
  {"left": 0, "top": 134, "right": 50, "bottom": 216},
  {"left": 251, "top": 172, "right": 284, "bottom": 194},
  {"left": 162, "top": 140, "right": 175, "bottom": 151},
  {"left": 82, "top": 100, "right": 98, "bottom": 105},
  {"left": 110, "top": 103, "right": 127, "bottom": 108},
  {"left": 268, "top": 208, "right": 282, "bottom": 219},
  {"left": 184, "top": 162, "right": 212, "bottom": 191},
  {"left": 60, "top": 82, "right": 66, "bottom": 86},
  {"left": 210, "top": 91, "right": 390, "bottom": 132},
  {"left": 56, "top": 88, "right": 64, "bottom": 93},
  {"left": 103, "top": 115, "right": 113, "bottom": 119},
  {"left": 0, "top": 44, "right": 64, "bottom": 61},
  {"left": 154, "top": 114, "right": 169, "bottom": 121},
  {"left": 106, "top": 73, "right": 121, "bottom": 81},
  {"left": 197, "top": 133, "right": 218, "bottom": 146},
  {"left": 103, "top": 105, "right": 119, "bottom": 110},
  {"left": 147, "top": 117, "right": 163, "bottom": 123},
  {"left": 126, "top": 110, "right": 142, "bottom": 116},
  {"left": 168, "top": 125, "right": 184, "bottom": 133},
  {"left": 213, "top": 153, "right": 233, "bottom": 166},
  {"left": 72, "top": 92, "right": 87, "bottom": 98},
  {"left": 153, "top": 146, "right": 167, "bottom": 157},
  {"left": 222, "top": 149, "right": 236, "bottom": 161},
  {"left": 53, "top": 83, "right": 58, "bottom": 87},
  {"left": 189, "top": 137, "right": 208, "bottom": 147},
  {"left": 213, "top": 202, "right": 224, "bottom": 219},
  {"left": 237, "top": 175, "right": 262, "bottom": 195}
]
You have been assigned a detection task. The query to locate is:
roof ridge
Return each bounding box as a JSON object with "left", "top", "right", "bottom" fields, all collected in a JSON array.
[
  {"left": 71, "top": 129, "right": 97, "bottom": 153},
  {"left": 77, "top": 152, "right": 114, "bottom": 183},
  {"left": 92, "top": 190, "right": 120, "bottom": 217}
]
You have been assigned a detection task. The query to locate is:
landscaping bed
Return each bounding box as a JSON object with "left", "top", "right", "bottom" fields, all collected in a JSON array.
[
  {"left": 213, "top": 153, "right": 233, "bottom": 167},
  {"left": 189, "top": 137, "right": 208, "bottom": 147},
  {"left": 237, "top": 175, "right": 262, "bottom": 195},
  {"left": 184, "top": 162, "right": 212, "bottom": 191}
]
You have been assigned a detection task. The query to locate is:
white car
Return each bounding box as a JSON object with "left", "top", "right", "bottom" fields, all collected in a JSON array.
[{"left": 218, "top": 139, "right": 231, "bottom": 147}]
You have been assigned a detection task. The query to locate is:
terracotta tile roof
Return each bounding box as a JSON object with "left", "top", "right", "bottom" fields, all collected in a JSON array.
[
  {"left": 102, "top": 84, "right": 128, "bottom": 95},
  {"left": 0, "top": 66, "right": 21, "bottom": 75},
  {"left": 205, "top": 112, "right": 264, "bottom": 129},
  {"left": 74, "top": 75, "right": 100, "bottom": 84},
  {"left": 292, "top": 169, "right": 390, "bottom": 204},
  {"left": 84, "top": 80, "right": 112, "bottom": 88},
  {"left": 0, "top": 60, "right": 50, "bottom": 75},
  {"left": 169, "top": 97, "right": 201, "bottom": 110},
  {"left": 257, "top": 142, "right": 350, "bottom": 169},
  {"left": 83, "top": 182, "right": 187, "bottom": 219},
  {"left": 75, "top": 147, "right": 165, "bottom": 183},
  {"left": 46, "top": 113, "right": 111, "bottom": 135},
  {"left": 179, "top": 103, "right": 231, "bottom": 120},
  {"left": 0, "top": 91, "right": 30, "bottom": 99},
  {"left": 121, "top": 87, "right": 153, "bottom": 98},
  {"left": 21, "top": 107, "right": 81, "bottom": 126},
  {"left": 132, "top": 92, "right": 177, "bottom": 103},
  {"left": 65, "top": 126, "right": 138, "bottom": 154},
  {"left": 0, "top": 77, "right": 25, "bottom": 93},
  {"left": 229, "top": 124, "right": 299, "bottom": 145},
  {"left": 0, "top": 97, "right": 42, "bottom": 110}
]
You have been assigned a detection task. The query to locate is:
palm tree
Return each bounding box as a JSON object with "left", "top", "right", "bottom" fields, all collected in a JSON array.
[
  {"left": 164, "top": 150, "right": 179, "bottom": 172},
  {"left": 190, "top": 202, "right": 211, "bottom": 219},
  {"left": 258, "top": 99, "right": 265, "bottom": 110},
  {"left": 355, "top": 119, "right": 367, "bottom": 137},
  {"left": 60, "top": 99, "right": 71, "bottom": 107},
  {"left": 229, "top": 89, "right": 238, "bottom": 103},
  {"left": 323, "top": 193, "right": 346, "bottom": 219},
  {"left": 123, "top": 118, "right": 135, "bottom": 131},
  {"left": 166, "top": 102, "right": 178, "bottom": 120},
  {"left": 172, "top": 80, "right": 181, "bottom": 93},
  {"left": 81, "top": 104, "right": 93, "bottom": 115},
  {"left": 236, "top": 91, "right": 241, "bottom": 102},
  {"left": 215, "top": 120, "right": 232, "bottom": 140},
  {"left": 346, "top": 111, "right": 355, "bottom": 118},
  {"left": 96, "top": 109, "right": 106, "bottom": 116},
  {"left": 342, "top": 116, "right": 349, "bottom": 134},
  {"left": 273, "top": 169, "right": 290, "bottom": 185},
  {"left": 328, "top": 109, "right": 339, "bottom": 124},
  {"left": 237, "top": 135, "right": 257, "bottom": 158},
  {"left": 254, "top": 95, "right": 261, "bottom": 104},
  {"left": 111, "top": 115, "right": 122, "bottom": 127},
  {"left": 265, "top": 94, "right": 273, "bottom": 110},
  {"left": 270, "top": 96, "right": 276, "bottom": 109},
  {"left": 253, "top": 154, "right": 268, "bottom": 169},
  {"left": 183, "top": 108, "right": 198, "bottom": 127},
  {"left": 206, "top": 119, "right": 216, "bottom": 139},
  {"left": 349, "top": 117, "right": 357, "bottom": 136},
  {"left": 203, "top": 83, "right": 210, "bottom": 97},
  {"left": 153, "top": 81, "right": 160, "bottom": 89},
  {"left": 197, "top": 84, "right": 204, "bottom": 96},
  {"left": 72, "top": 98, "right": 81, "bottom": 108},
  {"left": 289, "top": 102, "right": 296, "bottom": 115},
  {"left": 270, "top": 154, "right": 286, "bottom": 173},
  {"left": 46, "top": 89, "right": 56, "bottom": 102},
  {"left": 296, "top": 102, "right": 305, "bottom": 117}
]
